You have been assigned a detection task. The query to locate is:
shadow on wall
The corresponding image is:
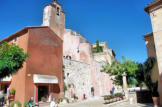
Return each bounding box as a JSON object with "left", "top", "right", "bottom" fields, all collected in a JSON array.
[
  {"left": 53, "top": 84, "right": 60, "bottom": 93},
  {"left": 158, "top": 73, "right": 162, "bottom": 106},
  {"left": 141, "top": 103, "right": 154, "bottom": 107}
]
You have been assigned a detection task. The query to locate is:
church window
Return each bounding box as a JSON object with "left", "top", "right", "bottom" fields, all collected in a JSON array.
[
  {"left": 13, "top": 37, "right": 18, "bottom": 44},
  {"left": 67, "top": 73, "right": 69, "bottom": 77},
  {"left": 69, "top": 56, "right": 71, "bottom": 60},
  {"left": 56, "top": 7, "right": 60, "bottom": 16}
]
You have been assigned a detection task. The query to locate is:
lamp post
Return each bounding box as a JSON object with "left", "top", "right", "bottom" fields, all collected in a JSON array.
[{"left": 122, "top": 72, "right": 129, "bottom": 100}]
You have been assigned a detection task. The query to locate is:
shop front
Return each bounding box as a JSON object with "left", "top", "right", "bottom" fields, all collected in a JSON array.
[
  {"left": 33, "top": 74, "right": 58, "bottom": 103},
  {"left": 0, "top": 76, "right": 11, "bottom": 94}
]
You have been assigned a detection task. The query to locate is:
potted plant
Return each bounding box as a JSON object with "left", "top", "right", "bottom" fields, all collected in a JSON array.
[
  {"left": 10, "top": 88, "right": 16, "bottom": 102},
  {"left": 151, "top": 81, "right": 159, "bottom": 107},
  {"left": 10, "top": 101, "right": 21, "bottom": 107},
  {"left": 41, "top": 97, "right": 46, "bottom": 102},
  {"left": 10, "top": 88, "right": 16, "bottom": 95},
  {"left": 136, "top": 57, "right": 159, "bottom": 106},
  {"left": 144, "top": 58, "right": 159, "bottom": 106}
]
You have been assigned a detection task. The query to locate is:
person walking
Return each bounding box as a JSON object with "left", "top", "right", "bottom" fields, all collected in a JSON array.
[{"left": 50, "top": 98, "right": 58, "bottom": 107}]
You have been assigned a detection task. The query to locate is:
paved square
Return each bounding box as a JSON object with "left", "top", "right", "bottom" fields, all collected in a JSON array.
[{"left": 41, "top": 99, "right": 154, "bottom": 107}]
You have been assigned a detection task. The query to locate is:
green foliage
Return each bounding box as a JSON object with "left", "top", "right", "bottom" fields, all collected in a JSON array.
[
  {"left": 41, "top": 97, "right": 46, "bottom": 102},
  {"left": 92, "top": 40, "right": 103, "bottom": 53},
  {"left": 57, "top": 98, "right": 63, "bottom": 103},
  {"left": 62, "top": 65, "right": 65, "bottom": 79},
  {"left": 10, "top": 88, "right": 16, "bottom": 95},
  {"left": 104, "top": 93, "right": 123, "bottom": 99},
  {"left": 10, "top": 101, "right": 21, "bottom": 107},
  {"left": 62, "top": 64, "right": 67, "bottom": 93},
  {"left": 64, "top": 84, "right": 67, "bottom": 93},
  {"left": 57, "top": 97, "right": 69, "bottom": 103},
  {"left": 135, "top": 57, "right": 159, "bottom": 97},
  {"left": 24, "top": 102, "right": 28, "bottom": 107},
  {"left": 114, "top": 93, "right": 123, "bottom": 97},
  {"left": 0, "top": 42, "right": 29, "bottom": 79},
  {"left": 101, "top": 56, "right": 138, "bottom": 86}
]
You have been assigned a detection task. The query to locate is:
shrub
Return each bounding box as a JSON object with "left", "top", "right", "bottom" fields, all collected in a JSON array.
[
  {"left": 10, "top": 101, "right": 21, "bottom": 107},
  {"left": 24, "top": 102, "right": 28, "bottom": 107},
  {"left": 64, "top": 84, "right": 67, "bottom": 93},
  {"left": 104, "top": 93, "right": 123, "bottom": 100},
  {"left": 41, "top": 97, "right": 46, "bottom": 102},
  {"left": 10, "top": 88, "right": 16, "bottom": 95},
  {"left": 114, "top": 93, "right": 122, "bottom": 97},
  {"left": 58, "top": 98, "right": 63, "bottom": 103}
]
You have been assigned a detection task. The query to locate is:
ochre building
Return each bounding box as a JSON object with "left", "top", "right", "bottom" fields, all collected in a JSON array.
[
  {"left": 144, "top": 0, "right": 162, "bottom": 106},
  {"left": 0, "top": 26, "right": 64, "bottom": 104}
]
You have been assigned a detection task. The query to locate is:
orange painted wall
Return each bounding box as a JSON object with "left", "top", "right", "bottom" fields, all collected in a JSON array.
[
  {"left": 9, "top": 30, "right": 29, "bottom": 104},
  {"left": 4, "top": 27, "right": 63, "bottom": 104}
]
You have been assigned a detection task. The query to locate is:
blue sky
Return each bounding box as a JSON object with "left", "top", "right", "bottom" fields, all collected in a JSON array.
[{"left": 0, "top": 0, "right": 153, "bottom": 62}]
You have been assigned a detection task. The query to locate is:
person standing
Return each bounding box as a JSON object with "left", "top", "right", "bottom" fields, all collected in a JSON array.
[
  {"left": 50, "top": 98, "right": 58, "bottom": 107},
  {"left": 6, "top": 86, "right": 10, "bottom": 106},
  {"left": 0, "top": 91, "right": 4, "bottom": 106}
]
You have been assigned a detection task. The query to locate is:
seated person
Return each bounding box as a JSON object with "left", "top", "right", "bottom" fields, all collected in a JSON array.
[{"left": 28, "top": 97, "right": 35, "bottom": 107}]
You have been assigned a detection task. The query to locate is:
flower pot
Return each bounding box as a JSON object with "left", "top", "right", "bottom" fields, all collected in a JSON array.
[
  {"left": 9, "top": 94, "right": 15, "bottom": 102},
  {"left": 152, "top": 97, "right": 159, "bottom": 106}
]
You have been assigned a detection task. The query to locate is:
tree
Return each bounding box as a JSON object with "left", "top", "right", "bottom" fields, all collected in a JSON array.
[
  {"left": 135, "top": 57, "right": 159, "bottom": 97},
  {"left": 92, "top": 40, "right": 103, "bottom": 53},
  {"left": 0, "top": 42, "right": 29, "bottom": 79},
  {"left": 101, "top": 56, "right": 138, "bottom": 86}
]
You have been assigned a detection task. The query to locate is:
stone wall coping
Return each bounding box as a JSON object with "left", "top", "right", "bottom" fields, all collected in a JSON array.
[{"left": 63, "top": 57, "right": 90, "bottom": 66}]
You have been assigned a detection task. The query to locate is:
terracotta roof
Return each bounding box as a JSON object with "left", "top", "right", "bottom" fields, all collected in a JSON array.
[
  {"left": 143, "top": 32, "right": 153, "bottom": 38},
  {"left": 145, "top": 0, "right": 162, "bottom": 13},
  {"left": 0, "top": 26, "right": 49, "bottom": 43}
]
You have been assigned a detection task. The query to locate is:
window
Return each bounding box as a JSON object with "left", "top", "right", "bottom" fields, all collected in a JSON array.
[
  {"left": 69, "top": 56, "right": 71, "bottom": 60},
  {"left": 67, "top": 73, "right": 69, "bottom": 77},
  {"left": 77, "top": 49, "right": 79, "bottom": 53},
  {"left": 56, "top": 7, "right": 60, "bottom": 16},
  {"left": 71, "top": 31, "right": 76, "bottom": 36},
  {"left": 13, "top": 37, "right": 18, "bottom": 44}
]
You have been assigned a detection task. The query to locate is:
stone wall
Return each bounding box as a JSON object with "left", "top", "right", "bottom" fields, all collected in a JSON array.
[
  {"left": 144, "top": 34, "right": 159, "bottom": 82},
  {"left": 91, "top": 61, "right": 114, "bottom": 96},
  {"left": 63, "top": 58, "right": 114, "bottom": 100},
  {"left": 63, "top": 58, "right": 92, "bottom": 100},
  {"left": 63, "top": 29, "right": 92, "bottom": 64},
  {"left": 93, "top": 52, "right": 114, "bottom": 64}
]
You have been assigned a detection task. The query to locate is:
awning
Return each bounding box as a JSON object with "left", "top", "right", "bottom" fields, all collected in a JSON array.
[
  {"left": 33, "top": 74, "right": 58, "bottom": 84},
  {"left": 1, "top": 76, "right": 12, "bottom": 82}
]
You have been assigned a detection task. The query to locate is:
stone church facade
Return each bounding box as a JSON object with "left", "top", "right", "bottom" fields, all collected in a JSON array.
[{"left": 43, "top": 0, "right": 116, "bottom": 100}]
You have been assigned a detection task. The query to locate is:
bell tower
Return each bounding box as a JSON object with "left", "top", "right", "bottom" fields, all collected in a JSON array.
[{"left": 42, "top": 0, "right": 65, "bottom": 40}]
